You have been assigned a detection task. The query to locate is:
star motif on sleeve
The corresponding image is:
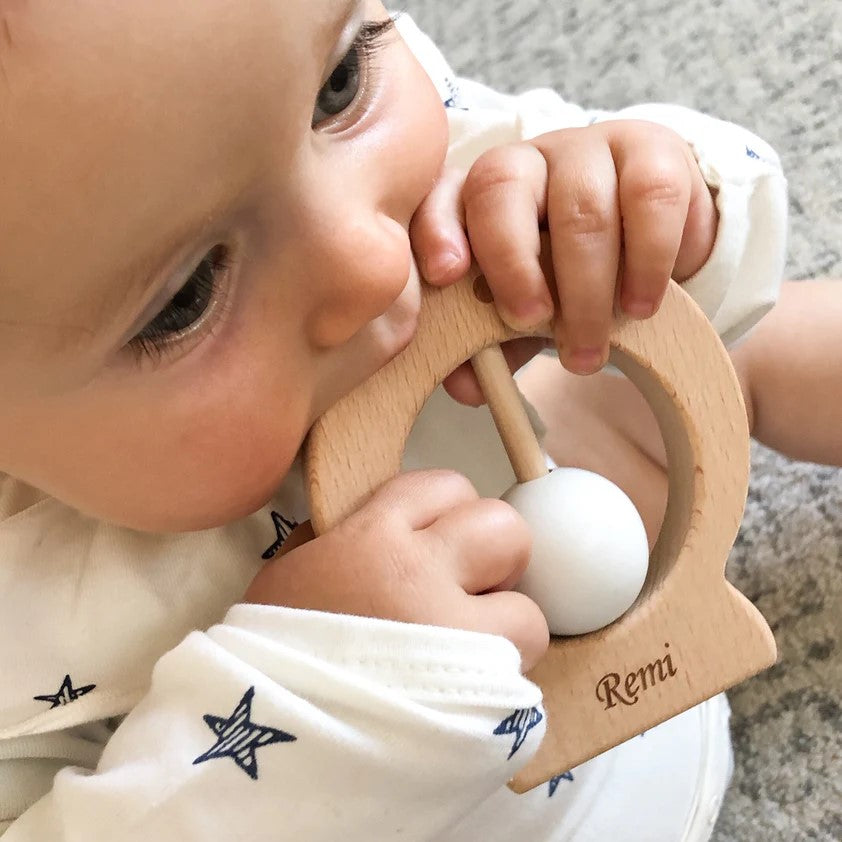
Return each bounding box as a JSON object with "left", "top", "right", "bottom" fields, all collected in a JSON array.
[
  {"left": 548, "top": 770, "right": 574, "bottom": 797},
  {"left": 34, "top": 674, "right": 96, "bottom": 709},
  {"left": 493, "top": 706, "right": 544, "bottom": 760},
  {"left": 193, "top": 687, "right": 296, "bottom": 780},
  {"left": 261, "top": 511, "right": 299, "bottom": 560}
]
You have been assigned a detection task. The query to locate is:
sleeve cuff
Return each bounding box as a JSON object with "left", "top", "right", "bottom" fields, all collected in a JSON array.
[
  {"left": 681, "top": 166, "right": 787, "bottom": 346},
  {"left": 216, "top": 604, "right": 541, "bottom": 708}
]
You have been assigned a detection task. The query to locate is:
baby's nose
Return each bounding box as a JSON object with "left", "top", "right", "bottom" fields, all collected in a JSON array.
[{"left": 305, "top": 212, "right": 412, "bottom": 350}]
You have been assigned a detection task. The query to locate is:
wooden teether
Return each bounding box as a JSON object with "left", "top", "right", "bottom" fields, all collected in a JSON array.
[
  {"left": 468, "top": 342, "right": 650, "bottom": 635},
  {"left": 470, "top": 341, "right": 651, "bottom": 637},
  {"left": 470, "top": 344, "right": 547, "bottom": 482},
  {"left": 304, "top": 259, "right": 776, "bottom": 793}
]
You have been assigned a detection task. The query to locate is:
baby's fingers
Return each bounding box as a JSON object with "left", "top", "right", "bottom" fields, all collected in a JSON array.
[
  {"left": 468, "top": 591, "right": 550, "bottom": 672},
  {"left": 410, "top": 166, "right": 472, "bottom": 286},
  {"left": 427, "top": 497, "right": 532, "bottom": 594},
  {"left": 463, "top": 144, "right": 554, "bottom": 330},
  {"left": 532, "top": 130, "right": 621, "bottom": 374},
  {"left": 364, "top": 469, "right": 479, "bottom": 531},
  {"left": 609, "top": 122, "right": 693, "bottom": 317}
]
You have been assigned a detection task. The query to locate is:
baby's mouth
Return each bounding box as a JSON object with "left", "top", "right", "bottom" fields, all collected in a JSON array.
[
  {"left": 373, "top": 257, "right": 423, "bottom": 356},
  {"left": 393, "top": 256, "right": 422, "bottom": 318}
]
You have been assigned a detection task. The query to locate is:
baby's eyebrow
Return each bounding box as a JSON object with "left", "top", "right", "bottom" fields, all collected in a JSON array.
[
  {"left": 0, "top": 217, "right": 198, "bottom": 362},
  {"left": 0, "top": 1, "right": 28, "bottom": 92},
  {"left": 323, "top": 0, "right": 365, "bottom": 56},
  {"left": 0, "top": 263, "right": 150, "bottom": 359},
  {"left": 0, "top": 11, "right": 14, "bottom": 87},
  {"left": 0, "top": 1, "right": 25, "bottom": 47},
  {"left": 78, "top": 239, "right": 202, "bottom": 352}
]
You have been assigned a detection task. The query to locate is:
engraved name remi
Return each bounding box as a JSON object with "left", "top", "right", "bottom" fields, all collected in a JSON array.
[{"left": 595, "top": 643, "right": 678, "bottom": 709}]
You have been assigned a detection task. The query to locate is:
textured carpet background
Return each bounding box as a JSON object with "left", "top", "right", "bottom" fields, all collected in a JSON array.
[{"left": 400, "top": 1, "right": 842, "bottom": 839}]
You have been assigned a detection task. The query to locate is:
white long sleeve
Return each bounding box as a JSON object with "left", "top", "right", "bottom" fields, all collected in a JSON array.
[{"left": 2, "top": 606, "right": 542, "bottom": 841}]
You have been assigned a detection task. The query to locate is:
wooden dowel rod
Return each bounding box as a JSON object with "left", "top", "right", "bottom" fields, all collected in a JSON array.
[{"left": 470, "top": 344, "right": 548, "bottom": 484}]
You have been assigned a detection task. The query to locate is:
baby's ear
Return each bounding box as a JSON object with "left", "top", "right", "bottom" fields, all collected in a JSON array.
[{"left": 277, "top": 521, "right": 315, "bottom": 557}]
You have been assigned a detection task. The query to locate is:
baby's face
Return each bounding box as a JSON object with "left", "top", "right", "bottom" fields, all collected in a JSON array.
[{"left": 0, "top": 0, "right": 448, "bottom": 530}]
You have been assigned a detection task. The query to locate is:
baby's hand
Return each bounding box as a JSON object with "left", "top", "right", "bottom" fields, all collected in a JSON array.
[
  {"left": 243, "top": 470, "right": 549, "bottom": 671},
  {"left": 411, "top": 120, "right": 718, "bottom": 376}
]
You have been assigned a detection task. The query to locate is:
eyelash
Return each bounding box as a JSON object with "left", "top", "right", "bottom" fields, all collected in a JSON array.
[
  {"left": 125, "top": 246, "right": 231, "bottom": 362},
  {"left": 312, "top": 16, "right": 398, "bottom": 127},
  {"left": 124, "top": 17, "right": 399, "bottom": 365},
  {"left": 349, "top": 16, "right": 398, "bottom": 72}
]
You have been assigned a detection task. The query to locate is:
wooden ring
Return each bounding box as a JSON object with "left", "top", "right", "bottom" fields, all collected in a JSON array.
[{"left": 305, "top": 267, "right": 776, "bottom": 792}]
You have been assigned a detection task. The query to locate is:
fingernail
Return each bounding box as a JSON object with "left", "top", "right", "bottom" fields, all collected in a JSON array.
[
  {"left": 564, "top": 347, "right": 607, "bottom": 375},
  {"left": 623, "top": 298, "right": 656, "bottom": 319},
  {"left": 424, "top": 248, "right": 461, "bottom": 283},
  {"left": 502, "top": 298, "right": 554, "bottom": 330}
]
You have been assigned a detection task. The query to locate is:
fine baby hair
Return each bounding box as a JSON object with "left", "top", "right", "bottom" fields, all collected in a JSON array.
[{"left": 305, "top": 253, "right": 778, "bottom": 792}]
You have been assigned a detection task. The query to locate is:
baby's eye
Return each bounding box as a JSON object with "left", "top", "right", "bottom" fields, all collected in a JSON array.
[
  {"left": 127, "top": 246, "right": 228, "bottom": 359},
  {"left": 312, "top": 18, "right": 396, "bottom": 128},
  {"left": 313, "top": 43, "right": 362, "bottom": 126}
]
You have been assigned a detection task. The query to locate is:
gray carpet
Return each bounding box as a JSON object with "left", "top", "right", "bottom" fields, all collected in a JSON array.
[{"left": 400, "top": 1, "right": 842, "bottom": 839}]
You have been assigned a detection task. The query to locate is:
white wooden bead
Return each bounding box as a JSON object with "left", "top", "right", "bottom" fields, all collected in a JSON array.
[{"left": 503, "top": 468, "right": 649, "bottom": 636}]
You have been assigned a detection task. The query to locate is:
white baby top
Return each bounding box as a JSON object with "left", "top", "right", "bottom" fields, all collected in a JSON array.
[{"left": 0, "top": 14, "right": 787, "bottom": 842}]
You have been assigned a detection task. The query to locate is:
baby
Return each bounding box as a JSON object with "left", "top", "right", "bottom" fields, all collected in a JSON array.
[{"left": 0, "top": 2, "right": 787, "bottom": 840}]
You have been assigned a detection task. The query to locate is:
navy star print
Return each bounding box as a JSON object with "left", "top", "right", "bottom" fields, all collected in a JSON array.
[
  {"left": 262, "top": 511, "right": 299, "bottom": 560},
  {"left": 494, "top": 706, "right": 543, "bottom": 759},
  {"left": 548, "top": 771, "right": 574, "bottom": 797},
  {"left": 194, "top": 687, "right": 296, "bottom": 780},
  {"left": 34, "top": 674, "right": 96, "bottom": 708}
]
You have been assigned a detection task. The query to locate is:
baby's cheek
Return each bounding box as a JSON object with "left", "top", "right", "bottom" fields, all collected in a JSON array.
[
  {"left": 154, "top": 423, "right": 295, "bottom": 530},
  {"left": 141, "top": 364, "right": 310, "bottom": 531},
  {"left": 58, "top": 339, "right": 311, "bottom": 532},
  {"left": 384, "top": 38, "right": 450, "bottom": 221}
]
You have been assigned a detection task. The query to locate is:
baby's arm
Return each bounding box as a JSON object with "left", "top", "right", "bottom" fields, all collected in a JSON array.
[
  {"left": 732, "top": 280, "right": 842, "bottom": 467},
  {"left": 2, "top": 618, "right": 543, "bottom": 840},
  {"left": 1, "top": 472, "right": 548, "bottom": 841}
]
